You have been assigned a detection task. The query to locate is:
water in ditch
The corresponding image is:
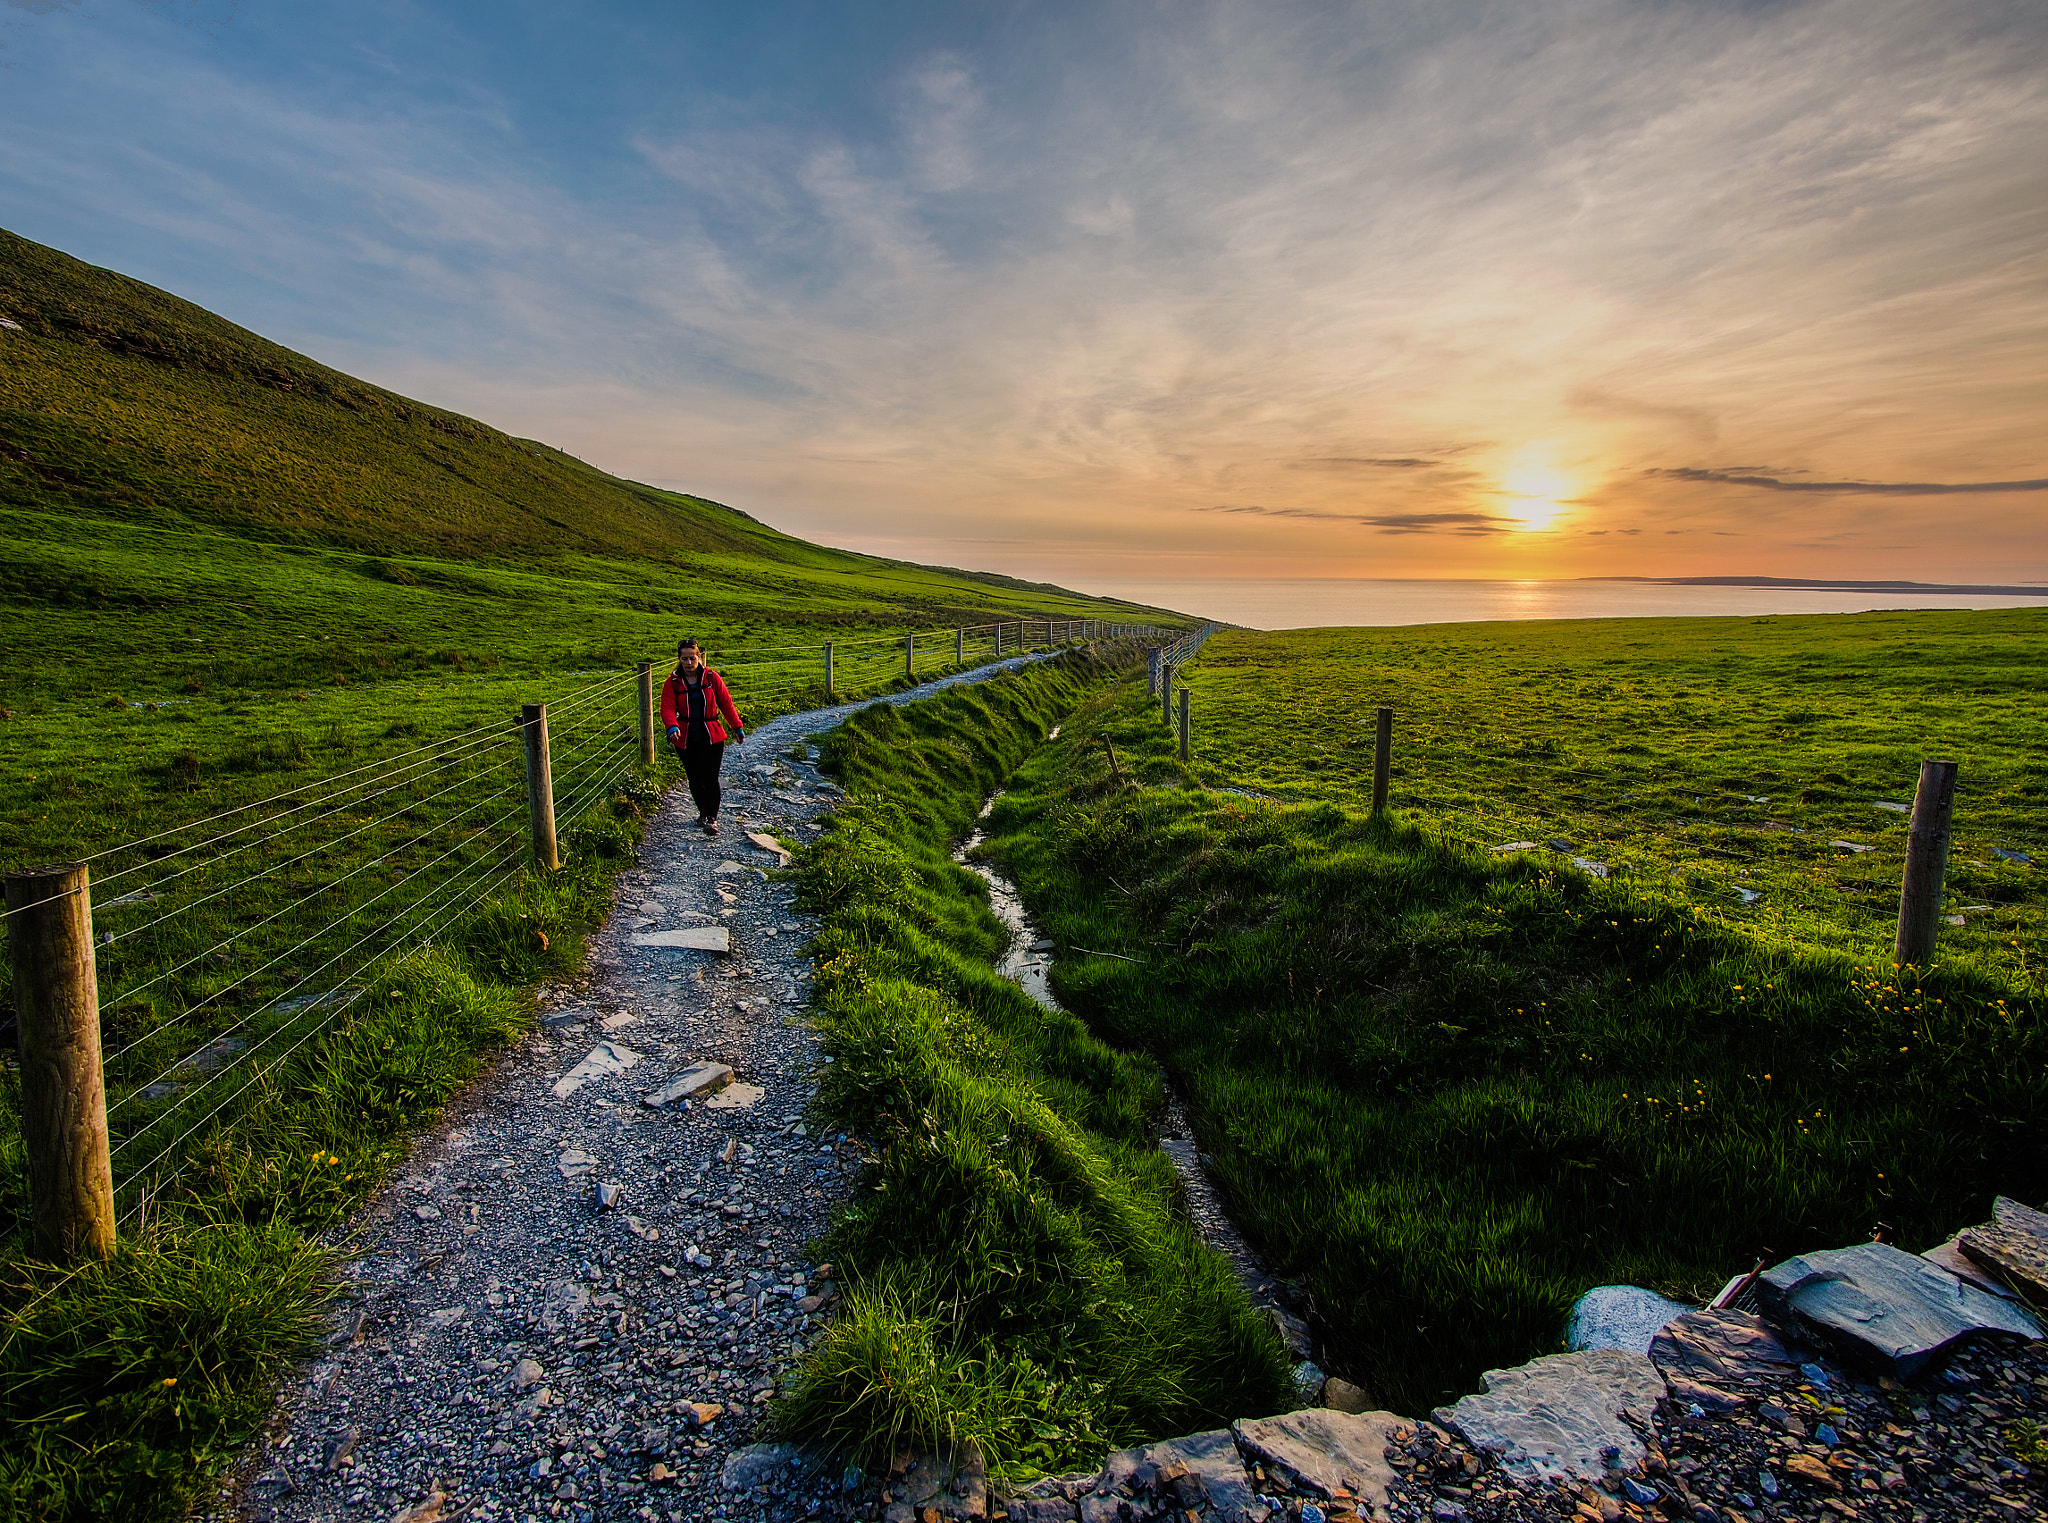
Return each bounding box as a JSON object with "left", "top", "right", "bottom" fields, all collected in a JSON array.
[{"left": 954, "top": 791, "right": 1332, "bottom": 1398}]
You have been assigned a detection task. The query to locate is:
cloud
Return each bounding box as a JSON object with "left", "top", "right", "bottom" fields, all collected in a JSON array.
[
  {"left": 1287, "top": 456, "right": 1464, "bottom": 472},
  {"left": 1199, "top": 504, "right": 1512, "bottom": 536},
  {"left": 1650, "top": 468, "right": 2048, "bottom": 496}
]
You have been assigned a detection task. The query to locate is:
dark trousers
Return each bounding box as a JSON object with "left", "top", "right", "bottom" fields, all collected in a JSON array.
[{"left": 678, "top": 740, "right": 725, "bottom": 820}]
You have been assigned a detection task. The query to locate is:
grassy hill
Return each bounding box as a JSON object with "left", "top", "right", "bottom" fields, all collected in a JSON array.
[
  {"left": 0, "top": 225, "right": 1174, "bottom": 685},
  {"left": 0, "top": 224, "right": 1108, "bottom": 593}
]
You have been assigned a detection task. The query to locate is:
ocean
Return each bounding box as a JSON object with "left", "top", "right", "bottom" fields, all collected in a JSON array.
[{"left": 1096, "top": 578, "right": 2048, "bottom": 631}]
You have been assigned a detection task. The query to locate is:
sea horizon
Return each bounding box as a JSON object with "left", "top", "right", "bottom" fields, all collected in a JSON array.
[{"left": 1094, "top": 576, "right": 2048, "bottom": 631}]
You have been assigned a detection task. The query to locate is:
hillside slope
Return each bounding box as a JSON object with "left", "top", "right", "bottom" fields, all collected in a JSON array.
[{"left": 0, "top": 224, "right": 1115, "bottom": 607}]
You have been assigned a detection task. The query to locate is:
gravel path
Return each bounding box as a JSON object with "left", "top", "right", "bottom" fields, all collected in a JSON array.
[{"left": 226, "top": 656, "right": 1053, "bottom": 1523}]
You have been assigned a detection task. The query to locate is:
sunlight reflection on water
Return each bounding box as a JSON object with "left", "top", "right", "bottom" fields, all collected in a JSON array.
[{"left": 1099, "top": 578, "right": 2048, "bottom": 630}]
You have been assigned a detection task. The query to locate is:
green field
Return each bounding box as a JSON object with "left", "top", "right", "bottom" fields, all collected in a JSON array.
[
  {"left": 1184, "top": 614, "right": 2046, "bottom": 970},
  {"left": 0, "top": 225, "right": 1180, "bottom": 1520},
  {"left": 988, "top": 613, "right": 2046, "bottom": 1414}
]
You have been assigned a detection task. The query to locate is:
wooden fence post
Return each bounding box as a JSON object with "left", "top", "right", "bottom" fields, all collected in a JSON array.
[
  {"left": 1177, "top": 686, "right": 1191, "bottom": 761},
  {"left": 823, "top": 641, "right": 835, "bottom": 696},
  {"left": 906, "top": 631, "right": 916, "bottom": 679},
  {"left": 956, "top": 627, "right": 965, "bottom": 664},
  {"left": 636, "top": 662, "right": 656, "bottom": 767},
  {"left": 521, "top": 703, "right": 560, "bottom": 870},
  {"left": 1161, "top": 662, "right": 1176, "bottom": 726},
  {"left": 4, "top": 863, "right": 116, "bottom": 1262},
  {"left": 994, "top": 623, "right": 1004, "bottom": 657},
  {"left": 1894, "top": 759, "right": 1959, "bottom": 965},
  {"left": 1372, "top": 705, "right": 1393, "bottom": 814}
]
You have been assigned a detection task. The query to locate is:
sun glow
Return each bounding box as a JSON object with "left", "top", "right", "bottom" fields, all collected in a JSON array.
[{"left": 1498, "top": 450, "right": 1576, "bottom": 531}]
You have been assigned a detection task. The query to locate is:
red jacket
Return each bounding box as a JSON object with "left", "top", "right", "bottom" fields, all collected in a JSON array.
[{"left": 661, "top": 668, "right": 743, "bottom": 747}]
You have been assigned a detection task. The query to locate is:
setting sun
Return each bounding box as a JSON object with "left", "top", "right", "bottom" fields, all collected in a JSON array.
[{"left": 1497, "top": 450, "right": 1576, "bottom": 532}]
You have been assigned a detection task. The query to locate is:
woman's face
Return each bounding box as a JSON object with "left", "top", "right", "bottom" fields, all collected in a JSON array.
[{"left": 678, "top": 645, "right": 704, "bottom": 673}]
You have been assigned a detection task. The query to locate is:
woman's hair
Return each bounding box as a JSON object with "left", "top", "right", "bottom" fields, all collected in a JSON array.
[{"left": 676, "top": 638, "right": 702, "bottom": 655}]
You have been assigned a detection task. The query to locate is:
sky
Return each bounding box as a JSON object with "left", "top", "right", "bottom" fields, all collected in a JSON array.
[{"left": 2, "top": 0, "right": 2045, "bottom": 588}]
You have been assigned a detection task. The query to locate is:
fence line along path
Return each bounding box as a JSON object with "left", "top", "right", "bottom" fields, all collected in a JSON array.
[
  {"left": 0, "top": 617, "right": 1158, "bottom": 1263},
  {"left": 227, "top": 651, "right": 1066, "bottom": 1523}
]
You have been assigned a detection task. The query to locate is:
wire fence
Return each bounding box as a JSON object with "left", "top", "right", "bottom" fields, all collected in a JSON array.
[{"left": 0, "top": 616, "right": 1170, "bottom": 1244}]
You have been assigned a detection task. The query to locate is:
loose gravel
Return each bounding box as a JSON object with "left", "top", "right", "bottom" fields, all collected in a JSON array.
[{"left": 223, "top": 657, "right": 1053, "bottom": 1523}]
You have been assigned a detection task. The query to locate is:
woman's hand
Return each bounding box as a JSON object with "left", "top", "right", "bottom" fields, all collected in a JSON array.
[{"left": 666, "top": 725, "right": 681, "bottom": 741}]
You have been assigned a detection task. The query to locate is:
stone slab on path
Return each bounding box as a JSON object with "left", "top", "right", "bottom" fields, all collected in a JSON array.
[
  {"left": 641, "top": 1060, "right": 735, "bottom": 1108},
  {"left": 1959, "top": 1194, "right": 2048, "bottom": 1300},
  {"left": 549, "top": 1038, "right": 641, "bottom": 1098},
  {"left": 1756, "top": 1240, "right": 2042, "bottom": 1379},
  {"left": 1434, "top": 1347, "right": 1666, "bottom": 1484},
  {"left": 631, "top": 924, "right": 732, "bottom": 952}
]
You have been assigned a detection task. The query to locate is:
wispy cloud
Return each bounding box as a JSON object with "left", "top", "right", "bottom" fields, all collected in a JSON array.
[
  {"left": 1287, "top": 456, "right": 1469, "bottom": 472},
  {"left": 1649, "top": 468, "right": 2048, "bottom": 496},
  {"left": 1200, "top": 504, "right": 1512, "bottom": 536}
]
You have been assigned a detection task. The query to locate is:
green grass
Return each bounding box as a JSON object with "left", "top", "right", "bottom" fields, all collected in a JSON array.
[
  {"left": 1181, "top": 614, "right": 2047, "bottom": 970},
  {"left": 772, "top": 648, "right": 1291, "bottom": 1477},
  {"left": 0, "top": 224, "right": 1185, "bottom": 1520},
  {"left": 985, "top": 617, "right": 2047, "bottom": 1414}
]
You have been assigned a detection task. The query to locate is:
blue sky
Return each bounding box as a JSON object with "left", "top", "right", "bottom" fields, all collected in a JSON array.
[{"left": 3, "top": 0, "right": 2045, "bottom": 584}]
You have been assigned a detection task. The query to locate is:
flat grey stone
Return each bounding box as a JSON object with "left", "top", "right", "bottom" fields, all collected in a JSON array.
[
  {"left": 630, "top": 925, "right": 731, "bottom": 953},
  {"left": 1434, "top": 1348, "right": 1665, "bottom": 1484},
  {"left": 1649, "top": 1309, "right": 1795, "bottom": 1411},
  {"left": 1922, "top": 1236, "right": 2022, "bottom": 1300},
  {"left": 1145, "top": 1427, "right": 1264, "bottom": 1523},
  {"left": 551, "top": 1040, "right": 642, "bottom": 1098},
  {"left": 1566, "top": 1285, "right": 1691, "bottom": 1354},
  {"left": 704, "top": 1080, "right": 766, "bottom": 1111},
  {"left": 641, "top": 1061, "right": 735, "bottom": 1108},
  {"left": 745, "top": 830, "right": 791, "bottom": 862},
  {"left": 1755, "top": 1240, "right": 2042, "bottom": 1379},
  {"left": 1648, "top": 1308, "right": 1795, "bottom": 1387},
  {"left": 1959, "top": 1195, "right": 2048, "bottom": 1300},
  {"left": 1233, "top": 1408, "right": 1405, "bottom": 1515},
  {"left": 721, "top": 1441, "right": 804, "bottom": 1491}
]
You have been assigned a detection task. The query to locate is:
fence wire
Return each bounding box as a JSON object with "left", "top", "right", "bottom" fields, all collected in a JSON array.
[{"left": 3, "top": 616, "right": 1167, "bottom": 1225}]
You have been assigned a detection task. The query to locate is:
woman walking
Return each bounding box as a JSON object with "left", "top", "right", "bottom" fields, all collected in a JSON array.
[{"left": 661, "top": 639, "right": 745, "bottom": 834}]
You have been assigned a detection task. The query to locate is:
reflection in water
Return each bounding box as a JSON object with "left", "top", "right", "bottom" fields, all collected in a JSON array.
[{"left": 1096, "top": 577, "right": 2048, "bottom": 630}]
